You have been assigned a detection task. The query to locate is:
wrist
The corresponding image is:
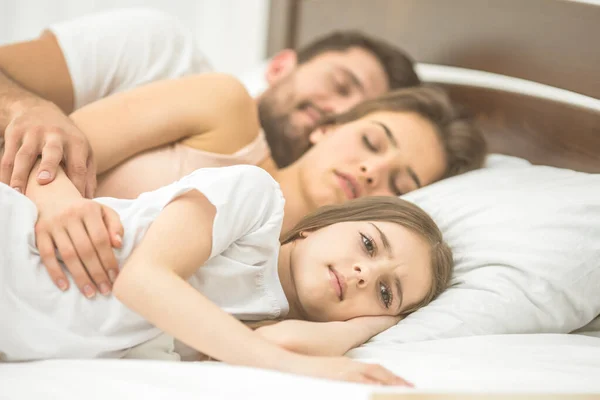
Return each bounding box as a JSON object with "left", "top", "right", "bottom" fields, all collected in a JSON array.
[
  {"left": 9, "top": 96, "right": 53, "bottom": 119},
  {"left": 257, "top": 346, "right": 302, "bottom": 373}
]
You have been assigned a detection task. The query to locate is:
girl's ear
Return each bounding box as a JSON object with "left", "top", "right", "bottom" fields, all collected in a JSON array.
[
  {"left": 265, "top": 49, "right": 298, "bottom": 85},
  {"left": 308, "top": 124, "right": 336, "bottom": 145}
]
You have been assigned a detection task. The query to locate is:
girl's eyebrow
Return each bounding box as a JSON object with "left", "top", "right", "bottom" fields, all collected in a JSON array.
[
  {"left": 369, "top": 222, "right": 392, "bottom": 259},
  {"left": 370, "top": 222, "right": 404, "bottom": 312},
  {"left": 394, "top": 274, "right": 403, "bottom": 313}
]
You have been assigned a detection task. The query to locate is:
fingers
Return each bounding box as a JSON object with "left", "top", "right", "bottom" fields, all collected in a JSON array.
[
  {"left": 36, "top": 226, "right": 70, "bottom": 291},
  {"left": 65, "top": 138, "right": 90, "bottom": 196},
  {"left": 51, "top": 228, "right": 97, "bottom": 299},
  {"left": 362, "top": 364, "right": 414, "bottom": 387},
  {"left": 0, "top": 129, "right": 19, "bottom": 186},
  {"left": 36, "top": 137, "right": 64, "bottom": 185},
  {"left": 9, "top": 136, "right": 41, "bottom": 193},
  {"left": 101, "top": 205, "right": 123, "bottom": 282},
  {"left": 83, "top": 205, "right": 122, "bottom": 284},
  {"left": 84, "top": 154, "right": 98, "bottom": 199},
  {"left": 102, "top": 205, "right": 124, "bottom": 247},
  {"left": 66, "top": 219, "right": 111, "bottom": 296}
]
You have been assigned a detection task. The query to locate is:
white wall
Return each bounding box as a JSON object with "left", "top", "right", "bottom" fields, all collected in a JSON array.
[{"left": 0, "top": 0, "right": 270, "bottom": 76}]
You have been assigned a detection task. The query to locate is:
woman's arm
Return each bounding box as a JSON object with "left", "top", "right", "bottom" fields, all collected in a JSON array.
[
  {"left": 254, "top": 317, "right": 400, "bottom": 357},
  {"left": 69, "top": 73, "right": 259, "bottom": 174}
]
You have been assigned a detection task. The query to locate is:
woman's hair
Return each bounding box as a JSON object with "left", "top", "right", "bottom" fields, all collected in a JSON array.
[
  {"left": 281, "top": 196, "right": 453, "bottom": 315},
  {"left": 318, "top": 85, "right": 487, "bottom": 179}
]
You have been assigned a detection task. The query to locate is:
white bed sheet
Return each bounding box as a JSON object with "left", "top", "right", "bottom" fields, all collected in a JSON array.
[{"left": 1, "top": 334, "right": 599, "bottom": 400}]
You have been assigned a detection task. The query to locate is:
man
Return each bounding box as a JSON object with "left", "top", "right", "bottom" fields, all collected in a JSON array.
[{"left": 0, "top": 8, "right": 420, "bottom": 196}]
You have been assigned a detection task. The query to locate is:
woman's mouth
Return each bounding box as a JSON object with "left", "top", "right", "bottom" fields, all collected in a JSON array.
[
  {"left": 328, "top": 266, "right": 345, "bottom": 301},
  {"left": 334, "top": 171, "right": 359, "bottom": 200}
]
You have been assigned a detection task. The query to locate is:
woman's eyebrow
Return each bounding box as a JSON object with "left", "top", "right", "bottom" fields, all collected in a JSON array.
[{"left": 370, "top": 121, "right": 397, "bottom": 148}]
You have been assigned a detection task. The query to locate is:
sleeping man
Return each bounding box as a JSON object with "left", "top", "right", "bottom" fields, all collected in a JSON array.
[{"left": 0, "top": 7, "right": 420, "bottom": 187}]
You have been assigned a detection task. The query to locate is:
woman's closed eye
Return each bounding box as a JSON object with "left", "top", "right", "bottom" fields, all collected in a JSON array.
[
  {"left": 362, "top": 134, "right": 378, "bottom": 152},
  {"left": 389, "top": 175, "right": 403, "bottom": 197},
  {"left": 379, "top": 281, "right": 393, "bottom": 309}
]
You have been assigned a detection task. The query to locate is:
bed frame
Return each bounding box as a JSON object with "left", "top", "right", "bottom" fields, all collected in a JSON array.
[{"left": 267, "top": 0, "right": 600, "bottom": 173}]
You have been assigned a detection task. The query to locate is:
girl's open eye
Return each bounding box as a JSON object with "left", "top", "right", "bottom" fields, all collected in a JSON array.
[
  {"left": 360, "top": 232, "right": 376, "bottom": 256},
  {"left": 362, "top": 134, "right": 378, "bottom": 152},
  {"left": 379, "top": 282, "right": 393, "bottom": 308}
]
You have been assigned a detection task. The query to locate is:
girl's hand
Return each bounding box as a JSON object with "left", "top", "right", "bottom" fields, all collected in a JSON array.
[
  {"left": 35, "top": 197, "right": 123, "bottom": 297},
  {"left": 288, "top": 354, "right": 413, "bottom": 386}
]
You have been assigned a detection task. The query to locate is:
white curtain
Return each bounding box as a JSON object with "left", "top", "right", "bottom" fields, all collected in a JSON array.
[{"left": 0, "top": 0, "right": 270, "bottom": 76}]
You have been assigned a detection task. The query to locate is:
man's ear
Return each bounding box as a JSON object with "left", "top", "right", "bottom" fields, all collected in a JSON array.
[
  {"left": 265, "top": 49, "right": 298, "bottom": 85},
  {"left": 308, "top": 124, "right": 336, "bottom": 145}
]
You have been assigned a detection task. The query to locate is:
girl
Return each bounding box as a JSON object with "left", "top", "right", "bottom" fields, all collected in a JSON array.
[
  {"left": 0, "top": 161, "right": 452, "bottom": 386},
  {"left": 26, "top": 74, "right": 482, "bottom": 299}
]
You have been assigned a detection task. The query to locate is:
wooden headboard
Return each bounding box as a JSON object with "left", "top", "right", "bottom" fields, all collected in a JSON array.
[{"left": 267, "top": 0, "right": 600, "bottom": 173}]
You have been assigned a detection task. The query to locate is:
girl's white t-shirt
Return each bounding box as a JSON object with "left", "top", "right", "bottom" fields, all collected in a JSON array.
[{"left": 0, "top": 165, "right": 289, "bottom": 362}]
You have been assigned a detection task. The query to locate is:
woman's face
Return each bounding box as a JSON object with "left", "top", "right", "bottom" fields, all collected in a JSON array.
[
  {"left": 287, "top": 220, "right": 433, "bottom": 322},
  {"left": 294, "top": 111, "right": 446, "bottom": 208}
]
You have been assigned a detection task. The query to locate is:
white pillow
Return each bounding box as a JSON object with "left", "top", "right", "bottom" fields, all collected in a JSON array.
[{"left": 360, "top": 154, "right": 600, "bottom": 346}]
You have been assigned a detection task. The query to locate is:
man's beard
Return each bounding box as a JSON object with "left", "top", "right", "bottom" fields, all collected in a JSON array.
[{"left": 258, "top": 78, "right": 317, "bottom": 168}]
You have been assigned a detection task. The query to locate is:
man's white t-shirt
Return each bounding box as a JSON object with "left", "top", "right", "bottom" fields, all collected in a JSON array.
[
  {"left": 0, "top": 165, "right": 288, "bottom": 362},
  {"left": 48, "top": 7, "right": 268, "bottom": 109}
]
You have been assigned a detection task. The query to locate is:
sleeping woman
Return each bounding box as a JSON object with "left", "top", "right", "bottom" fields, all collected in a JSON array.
[
  {"left": 22, "top": 73, "right": 484, "bottom": 299},
  {"left": 0, "top": 160, "right": 452, "bottom": 386}
]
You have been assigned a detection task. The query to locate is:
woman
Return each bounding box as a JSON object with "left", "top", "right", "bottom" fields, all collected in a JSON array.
[
  {"left": 1, "top": 161, "right": 453, "bottom": 386},
  {"left": 28, "top": 73, "right": 485, "bottom": 297}
]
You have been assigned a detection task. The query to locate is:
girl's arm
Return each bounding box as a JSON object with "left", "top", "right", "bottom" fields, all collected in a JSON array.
[
  {"left": 29, "top": 73, "right": 259, "bottom": 297},
  {"left": 111, "top": 190, "right": 408, "bottom": 386},
  {"left": 25, "top": 161, "right": 123, "bottom": 297},
  {"left": 112, "top": 190, "right": 293, "bottom": 369},
  {"left": 69, "top": 73, "right": 259, "bottom": 174},
  {"left": 254, "top": 317, "right": 400, "bottom": 357}
]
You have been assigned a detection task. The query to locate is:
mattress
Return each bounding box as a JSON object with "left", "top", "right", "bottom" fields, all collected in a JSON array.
[{"left": 1, "top": 333, "right": 599, "bottom": 400}]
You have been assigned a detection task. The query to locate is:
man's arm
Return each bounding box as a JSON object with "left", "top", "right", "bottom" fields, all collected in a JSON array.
[
  {"left": 0, "top": 32, "right": 93, "bottom": 196},
  {"left": 0, "top": 31, "right": 74, "bottom": 115}
]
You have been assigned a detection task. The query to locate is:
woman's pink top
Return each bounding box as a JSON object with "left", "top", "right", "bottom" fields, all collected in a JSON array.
[{"left": 95, "top": 133, "right": 269, "bottom": 199}]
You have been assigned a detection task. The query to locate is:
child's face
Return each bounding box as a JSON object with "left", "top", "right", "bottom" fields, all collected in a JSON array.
[{"left": 288, "top": 220, "right": 433, "bottom": 322}]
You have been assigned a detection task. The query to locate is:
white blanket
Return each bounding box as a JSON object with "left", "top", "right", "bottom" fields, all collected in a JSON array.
[{"left": 2, "top": 334, "right": 599, "bottom": 399}]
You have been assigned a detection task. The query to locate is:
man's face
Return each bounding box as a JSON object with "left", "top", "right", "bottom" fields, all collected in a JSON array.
[{"left": 258, "top": 47, "right": 389, "bottom": 167}]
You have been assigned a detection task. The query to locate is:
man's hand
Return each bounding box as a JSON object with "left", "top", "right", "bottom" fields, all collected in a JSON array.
[{"left": 1, "top": 99, "right": 96, "bottom": 197}]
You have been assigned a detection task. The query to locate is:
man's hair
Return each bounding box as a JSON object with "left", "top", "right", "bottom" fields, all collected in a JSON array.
[{"left": 296, "top": 30, "right": 421, "bottom": 90}]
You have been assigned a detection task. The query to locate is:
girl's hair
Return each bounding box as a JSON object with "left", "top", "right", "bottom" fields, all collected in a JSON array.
[
  {"left": 281, "top": 196, "right": 453, "bottom": 315},
  {"left": 318, "top": 85, "right": 487, "bottom": 179}
]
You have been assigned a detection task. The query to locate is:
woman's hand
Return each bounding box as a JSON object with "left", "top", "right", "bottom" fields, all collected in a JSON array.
[
  {"left": 35, "top": 197, "right": 123, "bottom": 297},
  {"left": 287, "top": 354, "right": 413, "bottom": 386}
]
